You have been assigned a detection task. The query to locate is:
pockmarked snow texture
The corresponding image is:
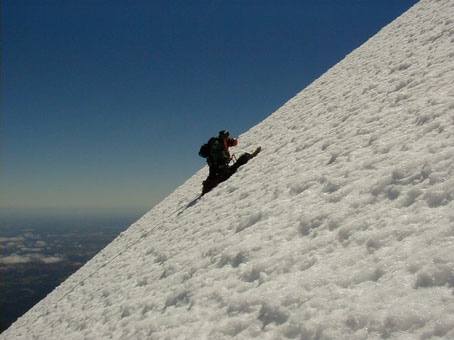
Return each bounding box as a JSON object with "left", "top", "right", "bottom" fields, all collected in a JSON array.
[{"left": 3, "top": 1, "right": 454, "bottom": 339}]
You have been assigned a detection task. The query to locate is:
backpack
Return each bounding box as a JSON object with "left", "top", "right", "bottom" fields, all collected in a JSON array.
[{"left": 198, "top": 137, "right": 217, "bottom": 158}]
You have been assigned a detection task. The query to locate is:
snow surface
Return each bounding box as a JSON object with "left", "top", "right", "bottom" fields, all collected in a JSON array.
[{"left": 3, "top": 1, "right": 454, "bottom": 339}]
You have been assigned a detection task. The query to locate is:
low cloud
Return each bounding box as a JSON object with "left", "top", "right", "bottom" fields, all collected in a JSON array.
[
  {"left": 0, "top": 254, "right": 31, "bottom": 265},
  {"left": 0, "top": 236, "right": 25, "bottom": 243},
  {"left": 1, "top": 231, "right": 61, "bottom": 266},
  {"left": 41, "top": 256, "right": 63, "bottom": 264},
  {"left": 0, "top": 254, "right": 64, "bottom": 265}
]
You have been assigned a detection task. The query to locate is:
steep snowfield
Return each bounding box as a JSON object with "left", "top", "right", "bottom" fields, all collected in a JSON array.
[{"left": 3, "top": 1, "right": 453, "bottom": 339}]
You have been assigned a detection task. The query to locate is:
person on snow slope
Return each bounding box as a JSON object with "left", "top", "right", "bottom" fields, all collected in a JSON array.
[{"left": 200, "top": 130, "right": 260, "bottom": 195}]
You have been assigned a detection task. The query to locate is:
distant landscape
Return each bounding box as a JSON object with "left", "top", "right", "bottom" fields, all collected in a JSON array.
[{"left": 0, "top": 212, "right": 140, "bottom": 333}]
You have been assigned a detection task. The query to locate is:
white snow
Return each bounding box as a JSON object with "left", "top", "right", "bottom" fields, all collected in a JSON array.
[{"left": 3, "top": 0, "right": 453, "bottom": 339}]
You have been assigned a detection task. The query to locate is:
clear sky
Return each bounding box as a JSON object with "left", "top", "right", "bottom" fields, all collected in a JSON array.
[{"left": 2, "top": 0, "right": 418, "bottom": 218}]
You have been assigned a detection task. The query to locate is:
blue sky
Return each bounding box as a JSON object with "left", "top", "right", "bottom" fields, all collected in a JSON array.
[{"left": 2, "top": 0, "right": 418, "bottom": 217}]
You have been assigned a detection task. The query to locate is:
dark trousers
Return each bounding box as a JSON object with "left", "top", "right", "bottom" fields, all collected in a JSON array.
[{"left": 203, "top": 153, "right": 253, "bottom": 195}]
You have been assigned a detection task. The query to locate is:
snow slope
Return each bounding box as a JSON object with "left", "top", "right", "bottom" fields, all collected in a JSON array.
[{"left": 3, "top": 0, "right": 453, "bottom": 339}]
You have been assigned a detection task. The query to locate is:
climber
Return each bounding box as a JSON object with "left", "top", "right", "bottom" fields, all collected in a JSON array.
[{"left": 199, "top": 130, "right": 261, "bottom": 195}]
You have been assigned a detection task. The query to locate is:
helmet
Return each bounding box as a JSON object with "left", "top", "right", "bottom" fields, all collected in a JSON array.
[{"left": 219, "top": 130, "right": 230, "bottom": 138}]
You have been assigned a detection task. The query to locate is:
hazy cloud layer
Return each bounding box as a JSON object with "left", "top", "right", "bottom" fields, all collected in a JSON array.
[
  {"left": 1, "top": 254, "right": 64, "bottom": 265},
  {"left": 1, "top": 232, "right": 63, "bottom": 266}
]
